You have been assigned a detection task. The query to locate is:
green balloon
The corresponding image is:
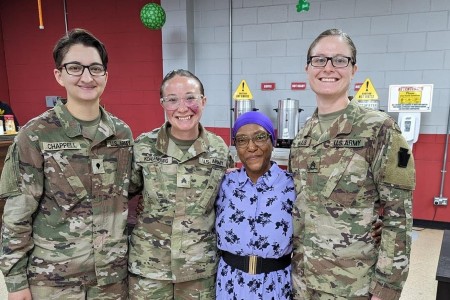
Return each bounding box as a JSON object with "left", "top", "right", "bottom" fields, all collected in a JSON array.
[{"left": 140, "top": 3, "right": 166, "bottom": 30}]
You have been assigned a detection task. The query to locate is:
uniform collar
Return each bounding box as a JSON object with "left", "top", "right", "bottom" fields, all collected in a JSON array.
[
  {"left": 156, "top": 122, "right": 210, "bottom": 161},
  {"left": 54, "top": 101, "right": 116, "bottom": 140},
  {"left": 301, "top": 99, "right": 359, "bottom": 142}
]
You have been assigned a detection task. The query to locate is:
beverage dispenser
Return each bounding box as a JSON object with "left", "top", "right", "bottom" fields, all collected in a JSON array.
[
  {"left": 274, "top": 98, "right": 303, "bottom": 148},
  {"left": 232, "top": 99, "right": 258, "bottom": 124}
]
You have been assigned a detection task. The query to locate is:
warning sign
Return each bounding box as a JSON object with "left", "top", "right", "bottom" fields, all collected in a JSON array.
[
  {"left": 388, "top": 84, "right": 433, "bottom": 112},
  {"left": 233, "top": 80, "right": 253, "bottom": 100},
  {"left": 354, "top": 78, "right": 379, "bottom": 100},
  {"left": 399, "top": 90, "right": 422, "bottom": 104}
]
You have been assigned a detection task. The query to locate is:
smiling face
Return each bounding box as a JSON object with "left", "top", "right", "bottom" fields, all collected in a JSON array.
[
  {"left": 54, "top": 44, "right": 108, "bottom": 105},
  {"left": 161, "top": 75, "right": 206, "bottom": 140},
  {"left": 306, "top": 35, "right": 357, "bottom": 108},
  {"left": 235, "top": 124, "right": 273, "bottom": 183}
]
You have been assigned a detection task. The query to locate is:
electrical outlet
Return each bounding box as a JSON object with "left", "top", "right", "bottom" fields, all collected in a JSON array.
[{"left": 434, "top": 197, "right": 448, "bottom": 206}]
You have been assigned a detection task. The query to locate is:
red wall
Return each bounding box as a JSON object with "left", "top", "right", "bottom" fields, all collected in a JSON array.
[
  {"left": 0, "top": 12, "right": 9, "bottom": 103},
  {"left": 0, "top": 0, "right": 164, "bottom": 137},
  {"left": 412, "top": 133, "right": 450, "bottom": 223}
]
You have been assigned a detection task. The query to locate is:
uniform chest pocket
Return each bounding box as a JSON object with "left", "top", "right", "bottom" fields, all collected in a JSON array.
[
  {"left": 182, "top": 165, "right": 225, "bottom": 216},
  {"left": 43, "top": 150, "right": 88, "bottom": 210},
  {"left": 197, "top": 167, "right": 225, "bottom": 213},
  {"left": 321, "top": 149, "right": 370, "bottom": 207},
  {"left": 141, "top": 162, "right": 173, "bottom": 212},
  {"left": 111, "top": 147, "right": 132, "bottom": 194}
]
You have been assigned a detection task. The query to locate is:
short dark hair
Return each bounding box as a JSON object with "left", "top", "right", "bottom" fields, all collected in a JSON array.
[
  {"left": 160, "top": 69, "right": 205, "bottom": 98},
  {"left": 53, "top": 28, "right": 108, "bottom": 69},
  {"left": 307, "top": 28, "right": 357, "bottom": 65}
]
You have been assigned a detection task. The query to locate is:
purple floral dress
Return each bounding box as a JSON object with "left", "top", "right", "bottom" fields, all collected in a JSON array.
[{"left": 215, "top": 162, "right": 295, "bottom": 300}]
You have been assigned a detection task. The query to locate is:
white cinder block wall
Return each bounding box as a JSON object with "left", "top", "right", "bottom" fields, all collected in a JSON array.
[{"left": 162, "top": 0, "right": 450, "bottom": 140}]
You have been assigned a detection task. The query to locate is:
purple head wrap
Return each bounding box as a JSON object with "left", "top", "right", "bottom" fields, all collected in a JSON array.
[{"left": 233, "top": 111, "right": 275, "bottom": 145}]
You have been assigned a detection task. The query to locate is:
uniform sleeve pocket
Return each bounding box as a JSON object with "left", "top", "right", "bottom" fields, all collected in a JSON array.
[
  {"left": 376, "top": 229, "right": 396, "bottom": 275},
  {"left": 0, "top": 143, "right": 21, "bottom": 198}
]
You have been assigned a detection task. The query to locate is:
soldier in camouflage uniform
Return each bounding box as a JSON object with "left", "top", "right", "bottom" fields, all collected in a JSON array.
[
  {"left": 289, "top": 29, "right": 415, "bottom": 300},
  {"left": 0, "top": 29, "right": 133, "bottom": 299},
  {"left": 128, "top": 69, "right": 232, "bottom": 299}
]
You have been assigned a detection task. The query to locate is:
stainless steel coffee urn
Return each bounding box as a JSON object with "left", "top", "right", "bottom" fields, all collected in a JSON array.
[
  {"left": 232, "top": 99, "right": 258, "bottom": 124},
  {"left": 274, "top": 98, "right": 303, "bottom": 148}
]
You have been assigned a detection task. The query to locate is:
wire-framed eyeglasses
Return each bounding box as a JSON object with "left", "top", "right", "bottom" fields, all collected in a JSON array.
[
  {"left": 308, "top": 56, "right": 354, "bottom": 68},
  {"left": 234, "top": 132, "right": 271, "bottom": 149},
  {"left": 60, "top": 62, "right": 107, "bottom": 76},
  {"left": 160, "top": 94, "right": 204, "bottom": 110}
]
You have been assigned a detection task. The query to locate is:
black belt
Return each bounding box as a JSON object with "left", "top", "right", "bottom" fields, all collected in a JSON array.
[{"left": 221, "top": 251, "right": 291, "bottom": 275}]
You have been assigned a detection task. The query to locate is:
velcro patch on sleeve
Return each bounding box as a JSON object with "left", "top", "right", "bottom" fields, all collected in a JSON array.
[{"left": 382, "top": 131, "right": 415, "bottom": 190}]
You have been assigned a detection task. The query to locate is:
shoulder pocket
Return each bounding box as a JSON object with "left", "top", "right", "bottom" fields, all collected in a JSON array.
[
  {"left": 381, "top": 131, "right": 415, "bottom": 190},
  {"left": 0, "top": 143, "right": 21, "bottom": 198}
]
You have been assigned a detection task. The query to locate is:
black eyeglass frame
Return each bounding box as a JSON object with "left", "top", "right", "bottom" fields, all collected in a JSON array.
[
  {"left": 59, "top": 62, "right": 107, "bottom": 76},
  {"left": 307, "top": 56, "right": 355, "bottom": 68}
]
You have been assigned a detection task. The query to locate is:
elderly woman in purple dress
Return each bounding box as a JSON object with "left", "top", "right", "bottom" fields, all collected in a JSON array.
[{"left": 215, "top": 111, "right": 295, "bottom": 300}]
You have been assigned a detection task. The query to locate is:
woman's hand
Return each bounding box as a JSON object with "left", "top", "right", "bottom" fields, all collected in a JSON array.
[
  {"left": 8, "top": 288, "right": 32, "bottom": 300},
  {"left": 371, "top": 218, "right": 383, "bottom": 245}
]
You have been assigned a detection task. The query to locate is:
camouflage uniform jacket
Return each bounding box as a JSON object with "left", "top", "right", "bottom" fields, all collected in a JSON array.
[
  {"left": 128, "top": 122, "right": 231, "bottom": 282},
  {"left": 289, "top": 100, "right": 415, "bottom": 300},
  {"left": 0, "top": 101, "right": 133, "bottom": 292}
]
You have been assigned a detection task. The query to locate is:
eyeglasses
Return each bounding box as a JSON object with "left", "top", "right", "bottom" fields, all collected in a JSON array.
[
  {"left": 160, "top": 94, "right": 204, "bottom": 110},
  {"left": 308, "top": 56, "right": 354, "bottom": 68},
  {"left": 60, "top": 62, "right": 107, "bottom": 76},
  {"left": 234, "top": 132, "right": 271, "bottom": 149}
]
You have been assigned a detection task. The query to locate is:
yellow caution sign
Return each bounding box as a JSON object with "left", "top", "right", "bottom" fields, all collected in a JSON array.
[
  {"left": 354, "top": 78, "right": 379, "bottom": 100},
  {"left": 398, "top": 89, "right": 422, "bottom": 104},
  {"left": 233, "top": 80, "right": 253, "bottom": 100}
]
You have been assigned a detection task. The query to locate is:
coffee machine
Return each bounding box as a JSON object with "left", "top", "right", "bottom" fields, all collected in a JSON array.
[
  {"left": 232, "top": 99, "right": 258, "bottom": 124},
  {"left": 273, "top": 98, "right": 303, "bottom": 148}
]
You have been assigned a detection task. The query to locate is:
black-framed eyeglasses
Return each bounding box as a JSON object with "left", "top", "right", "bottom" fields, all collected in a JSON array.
[
  {"left": 234, "top": 132, "right": 271, "bottom": 149},
  {"left": 60, "top": 62, "right": 107, "bottom": 76},
  {"left": 308, "top": 56, "right": 354, "bottom": 68},
  {"left": 160, "top": 94, "right": 204, "bottom": 110}
]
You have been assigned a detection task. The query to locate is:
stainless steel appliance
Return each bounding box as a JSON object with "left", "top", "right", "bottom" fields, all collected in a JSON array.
[
  {"left": 274, "top": 98, "right": 303, "bottom": 148},
  {"left": 232, "top": 99, "right": 258, "bottom": 124}
]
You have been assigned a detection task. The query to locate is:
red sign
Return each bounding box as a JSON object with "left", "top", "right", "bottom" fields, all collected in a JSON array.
[
  {"left": 261, "top": 82, "right": 276, "bottom": 90},
  {"left": 291, "top": 82, "right": 306, "bottom": 90},
  {"left": 354, "top": 83, "right": 363, "bottom": 91}
]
